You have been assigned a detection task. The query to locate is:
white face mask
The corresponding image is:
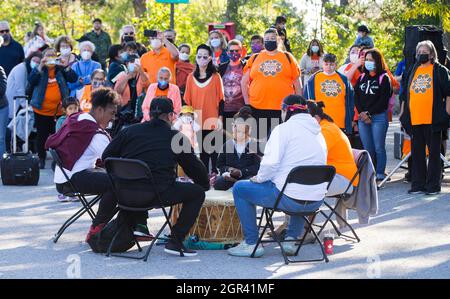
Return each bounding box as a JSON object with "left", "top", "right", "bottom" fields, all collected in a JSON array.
[
  {"left": 350, "top": 53, "right": 359, "bottom": 64},
  {"left": 180, "top": 115, "right": 193, "bottom": 123},
  {"left": 210, "top": 38, "right": 221, "bottom": 48},
  {"left": 81, "top": 50, "right": 92, "bottom": 60},
  {"left": 60, "top": 47, "right": 71, "bottom": 56},
  {"left": 127, "top": 63, "right": 135, "bottom": 73},
  {"left": 151, "top": 39, "right": 162, "bottom": 49},
  {"left": 179, "top": 52, "right": 190, "bottom": 61},
  {"left": 134, "top": 58, "right": 141, "bottom": 66}
]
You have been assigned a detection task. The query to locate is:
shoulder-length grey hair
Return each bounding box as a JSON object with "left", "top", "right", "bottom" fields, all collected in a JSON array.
[{"left": 416, "top": 40, "right": 438, "bottom": 63}]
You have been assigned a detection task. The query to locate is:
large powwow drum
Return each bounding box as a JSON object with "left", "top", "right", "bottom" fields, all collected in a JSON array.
[{"left": 171, "top": 190, "right": 243, "bottom": 243}]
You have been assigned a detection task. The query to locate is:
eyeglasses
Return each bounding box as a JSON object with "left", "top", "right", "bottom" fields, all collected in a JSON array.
[
  {"left": 229, "top": 49, "right": 240, "bottom": 53},
  {"left": 196, "top": 55, "right": 209, "bottom": 60},
  {"left": 0, "top": 29, "right": 10, "bottom": 34}
]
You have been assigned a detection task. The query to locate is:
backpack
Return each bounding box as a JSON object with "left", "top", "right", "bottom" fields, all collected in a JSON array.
[{"left": 87, "top": 211, "right": 136, "bottom": 253}]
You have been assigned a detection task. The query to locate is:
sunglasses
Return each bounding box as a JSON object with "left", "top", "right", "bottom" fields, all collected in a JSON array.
[
  {"left": 123, "top": 32, "right": 134, "bottom": 36},
  {"left": 196, "top": 55, "right": 209, "bottom": 60},
  {"left": 0, "top": 29, "right": 10, "bottom": 34},
  {"left": 229, "top": 49, "right": 240, "bottom": 53}
]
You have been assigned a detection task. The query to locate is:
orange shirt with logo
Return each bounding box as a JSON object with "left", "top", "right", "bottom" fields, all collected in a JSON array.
[
  {"left": 80, "top": 84, "right": 93, "bottom": 113},
  {"left": 409, "top": 64, "right": 434, "bottom": 125},
  {"left": 314, "top": 72, "right": 346, "bottom": 129},
  {"left": 34, "top": 68, "right": 63, "bottom": 116},
  {"left": 184, "top": 73, "right": 224, "bottom": 130},
  {"left": 155, "top": 87, "right": 169, "bottom": 97},
  {"left": 244, "top": 51, "right": 300, "bottom": 110},
  {"left": 141, "top": 47, "right": 177, "bottom": 84},
  {"left": 320, "top": 120, "right": 359, "bottom": 186}
]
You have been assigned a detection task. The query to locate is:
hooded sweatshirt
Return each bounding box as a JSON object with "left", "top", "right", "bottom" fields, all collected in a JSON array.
[{"left": 255, "top": 113, "right": 328, "bottom": 200}]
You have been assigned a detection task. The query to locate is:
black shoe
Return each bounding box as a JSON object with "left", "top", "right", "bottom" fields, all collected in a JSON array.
[
  {"left": 164, "top": 238, "right": 197, "bottom": 257},
  {"left": 39, "top": 159, "right": 45, "bottom": 169},
  {"left": 133, "top": 224, "right": 154, "bottom": 242},
  {"left": 403, "top": 173, "right": 411, "bottom": 183},
  {"left": 408, "top": 188, "right": 425, "bottom": 194},
  {"left": 425, "top": 189, "right": 441, "bottom": 195}
]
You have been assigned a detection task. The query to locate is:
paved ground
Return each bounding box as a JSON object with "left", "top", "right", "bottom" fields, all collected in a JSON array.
[{"left": 1, "top": 119, "right": 449, "bottom": 279}]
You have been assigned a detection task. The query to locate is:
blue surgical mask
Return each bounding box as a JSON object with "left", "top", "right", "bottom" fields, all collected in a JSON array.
[
  {"left": 120, "top": 52, "right": 128, "bottom": 61},
  {"left": 365, "top": 61, "right": 376, "bottom": 71},
  {"left": 311, "top": 45, "right": 320, "bottom": 53},
  {"left": 158, "top": 80, "right": 169, "bottom": 89},
  {"left": 127, "top": 63, "right": 135, "bottom": 73},
  {"left": 30, "top": 61, "right": 39, "bottom": 69}
]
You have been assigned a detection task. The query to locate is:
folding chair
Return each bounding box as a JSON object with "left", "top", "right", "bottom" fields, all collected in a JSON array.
[
  {"left": 49, "top": 149, "right": 102, "bottom": 243},
  {"left": 104, "top": 158, "right": 179, "bottom": 261},
  {"left": 251, "top": 165, "right": 336, "bottom": 265},
  {"left": 316, "top": 150, "right": 370, "bottom": 243}
]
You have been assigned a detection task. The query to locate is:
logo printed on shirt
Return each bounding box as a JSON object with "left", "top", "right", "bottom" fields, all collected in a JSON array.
[
  {"left": 320, "top": 79, "right": 342, "bottom": 97},
  {"left": 412, "top": 74, "right": 432, "bottom": 94},
  {"left": 360, "top": 79, "right": 380, "bottom": 95},
  {"left": 259, "top": 60, "right": 282, "bottom": 76}
]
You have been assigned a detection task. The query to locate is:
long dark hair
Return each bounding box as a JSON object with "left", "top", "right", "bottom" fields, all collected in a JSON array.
[
  {"left": 283, "top": 94, "right": 309, "bottom": 121},
  {"left": 306, "top": 39, "right": 324, "bottom": 57},
  {"left": 193, "top": 44, "right": 217, "bottom": 79},
  {"left": 363, "top": 49, "right": 386, "bottom": 76},
  {"left": 306, "top": 100, "right": 334, "bottom": 123}
]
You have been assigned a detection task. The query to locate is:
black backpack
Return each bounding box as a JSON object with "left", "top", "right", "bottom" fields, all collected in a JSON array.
[{"left": 87, "top": 211, "right": 136, "bottom": 253}]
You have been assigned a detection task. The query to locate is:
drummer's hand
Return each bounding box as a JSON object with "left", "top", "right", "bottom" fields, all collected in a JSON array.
[
  {"left": 230, "top": 168, "right": 242, "bottom": 178},
  {"left": 250, "top": 176, "right": 260, "bottom": 183}
]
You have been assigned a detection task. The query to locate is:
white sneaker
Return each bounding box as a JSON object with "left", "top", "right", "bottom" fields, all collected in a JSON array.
[
  {"left": 227, "top": 241, "right": 264, "bottom": 257},
  {"left": 57, "top": 194, "right": 70, "bottom": 202},
  {"left": 282, "top": 237, "right": 298, "bottom": 256}
]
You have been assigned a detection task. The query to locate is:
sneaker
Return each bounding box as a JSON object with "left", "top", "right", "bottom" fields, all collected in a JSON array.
[
  {"left": 408, "top": 188, "right": 425, "bottom": 194},
  {"left": 282, "top": 237, "right": 298, "bottom": 256},
  {"left": 133, "top": 224, "right": 154, "bottom": 242},
  {"left": 425, "top": 189, "right": 441, "bottom": 195},
  {"left": 164, "top": 238, "right": 198, "bottom": 257},
  {"left": 297, "top": 231, "right": 317, "bottom": 245},
  {"left": 403, "top": 173, "right": 411, "bottom": 183},
  {"left": 227, "top": 241, "right": 264, "bottom": 258},
  {"left": 57, "top": 194, "right": 70, "bottom": 202},
  {"left": 85, "top": 223, "right": 106, "bottom": 243}
]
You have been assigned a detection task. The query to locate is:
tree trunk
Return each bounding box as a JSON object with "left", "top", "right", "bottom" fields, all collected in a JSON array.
[
  {"left": 340, "top": 0, "right": 349, "bottom": 6},
  {"left": 133, "top": 0, "right": 147, "bottom": 18},
  {"left": 225, "top": 0, "right": 240, "bottom": 30}
]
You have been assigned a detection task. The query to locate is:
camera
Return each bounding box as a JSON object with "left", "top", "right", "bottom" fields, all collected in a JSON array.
[
  {"left": 144, "top": 29, "right": 158, "bottom": 38},
  {"left": 123, "top": 35, "right": 135, "bottom": 43}
]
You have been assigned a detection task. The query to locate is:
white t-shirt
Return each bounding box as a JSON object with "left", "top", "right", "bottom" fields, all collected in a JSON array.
[{"left": 54, "top": 113, "right": 110, "bottom": 184}]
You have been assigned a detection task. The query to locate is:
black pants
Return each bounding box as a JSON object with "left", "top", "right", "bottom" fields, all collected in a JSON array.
[
  {"left": 159, "top": 182, "right": 205, "bottom": 240},
  {"left": 250, "top": 106, "right": 281, "bottom": 142},
  {"left": 198, "top": 130, "right": 221, "bottom": 174},
  {"left": 411, "top": 125, "right": 442, "bottom": 192},
  {"left": 34, "top": 113, "right": 56, "bottom": 160}
]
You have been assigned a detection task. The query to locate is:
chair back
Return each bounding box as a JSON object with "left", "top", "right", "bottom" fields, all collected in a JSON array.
[
  {"left": 49, "top": 148, "right": 73, "bottom": 186},
  {"left": 285, "top": 165, "right": 336, "bottom": 189},
  {"left": 104, "top": 158, "right": 160, "bottom": 211}
]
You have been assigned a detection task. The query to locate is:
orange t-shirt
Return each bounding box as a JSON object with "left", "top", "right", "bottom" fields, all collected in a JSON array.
[
  {"left": 155, "top": 87, "right": 169, "bottom": 97},
  {"left": 244, "top": 51, "right": 300, "bottom": 110},
  {"left": 343, "top": 63, "right": 361, "bottom": 87},
  {"left": 314, "top": 72, "right": 347, "bottom": 129},
  {"left": 320, "top": 120, "right": 359, "bottom": 186},
  {"left": 184, "top": 73, "right": 224, "bottom": 130},
  {"left": 141, "top": 47, "right": 177, "bottom": 84},
  {"left": 80, "top": 84, "right": 92, "bottom": 113},
  {"left": 409, "top": 64, "right": 434, "bottom": 125},
  {"left": 34, "top": 68, "right": 63, "bottom": 116}
]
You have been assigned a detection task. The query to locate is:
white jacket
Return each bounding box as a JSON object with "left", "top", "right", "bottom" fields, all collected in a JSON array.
[
  {"left": 256, "top": 113, "right": 328, "bottom": 201},
  {"left": 6, "top": 62, "right": 28, "bottom": 119}
]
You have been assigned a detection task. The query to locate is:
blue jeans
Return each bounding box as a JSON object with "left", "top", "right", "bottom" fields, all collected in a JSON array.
[
  {"left": 233, "top": 180, "right": 324, "bottom": 244},
  {"left": 0, "top": 106, "right": 9, "bottom": 157},
  {"left": 358, "top": 111, "right": 388, "bottom": 178}
]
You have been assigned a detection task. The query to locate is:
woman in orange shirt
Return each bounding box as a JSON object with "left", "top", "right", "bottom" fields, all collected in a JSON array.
[
  {"left": 79, "top": 69, "right": 107, "bottom": 113},
  {"left": 184, "top": 44, "right": 224, "bottom": 174},
  {"left": 28, "top": 47, "right": 78, "bottom": 169}
]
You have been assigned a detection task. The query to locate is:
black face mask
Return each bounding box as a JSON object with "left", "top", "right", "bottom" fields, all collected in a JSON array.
[
  {"left": 264, "top": 40, "right": 277, "bottom": 52},
  {"left": 417, "top": 54, "right": 430, "bottom": 64}
]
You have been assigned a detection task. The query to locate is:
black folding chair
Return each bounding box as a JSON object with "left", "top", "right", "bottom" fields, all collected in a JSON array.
[
  {"left": 315, "top": 151, "right": 369, "bottom": 242},
  {"left": 251, "top": 165, "right": 336, "bottom": 265},
  {"left": 104, "top": 158, "right": 179, "bottom": 261},
  {"left": 49, "top": 149, "right": 102, "bottom": 243}
]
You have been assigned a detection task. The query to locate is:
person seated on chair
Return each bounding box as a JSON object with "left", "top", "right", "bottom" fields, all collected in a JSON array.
[
  {"left": 214, "top": 106, "right": 261, "bottom": 191},
  {"left": 101, "top": 97, "right": 210, "bottom": 257},
  {"left": 45, "top": 88, "right": 153, "bottom": 243},
  {"left": 307, "top": 100, "right": 359, "bottom": 196},
  {"left": 228, "top": 94, "right": 328, "bottom": 258}
]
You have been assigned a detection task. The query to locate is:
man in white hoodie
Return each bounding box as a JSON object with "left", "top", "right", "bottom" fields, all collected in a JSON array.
[{"left": 229, "top": 94, "right": 328, "bottom": 258}]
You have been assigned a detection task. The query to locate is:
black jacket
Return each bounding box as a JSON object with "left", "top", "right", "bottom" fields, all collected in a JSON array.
[
  {"left": 354, "top": 71, "right": 392, "bottom": 116},
  {"left": 218, "top": 60, "right": 246, "bottom": 77},
  {"left": 400, "top": 62, "right": 450, "bottom": 134},
  {"left": 102, "top": 119, "right": 209, "bottom": 192},
  {"left": 217, "top": 140, "right": 261, "bottom": 178},
  {"left": 0, "top": 66, "right": 7, "bottom": 109}
]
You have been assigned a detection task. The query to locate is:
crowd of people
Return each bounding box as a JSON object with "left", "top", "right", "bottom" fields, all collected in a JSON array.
[{"left": 0, "top": 15, "right": 449, "bottom": 258}]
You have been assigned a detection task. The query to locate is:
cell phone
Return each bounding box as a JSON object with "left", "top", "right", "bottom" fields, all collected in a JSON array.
[{"left": 144, "top": 29, "right": 157, "bottom": 38}]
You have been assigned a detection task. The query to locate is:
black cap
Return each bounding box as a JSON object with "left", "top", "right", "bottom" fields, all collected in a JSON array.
[
  {"left": 93, "top": 18, "right": 102, "bottom": 24},
  {"left": 150, "top": 97, "right": 174, "bottom": 117},
  {"left": 357, "top": 25, "right": 370, "bottom": 33},
  {"left": 124, "top": 53, "right": 139, "bottom": 63}
]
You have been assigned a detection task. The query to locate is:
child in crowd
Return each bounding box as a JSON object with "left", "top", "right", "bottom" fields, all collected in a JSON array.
[
  {"left": 214, "top": 106, "right": 261, "bottom": 191},
  {"left": 55, "top": 97, "right": 80, "bottom": 202}
]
